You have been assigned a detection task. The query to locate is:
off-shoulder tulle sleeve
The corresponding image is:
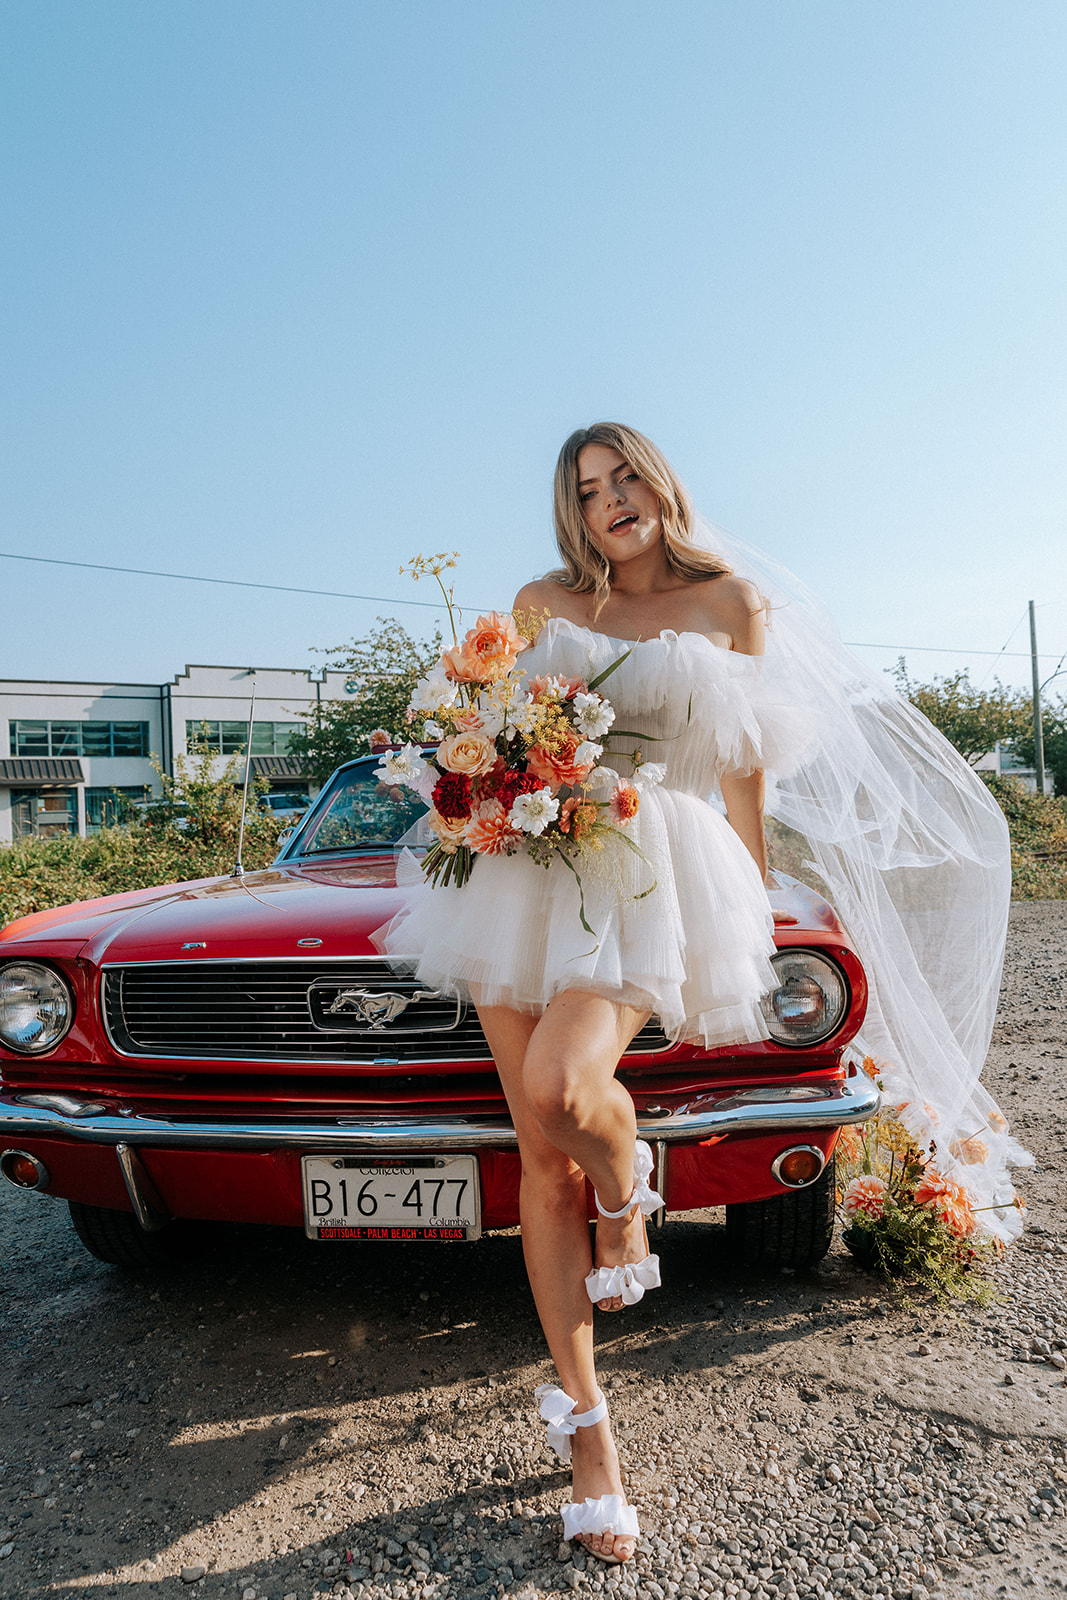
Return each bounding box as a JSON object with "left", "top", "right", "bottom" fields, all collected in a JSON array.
[{"left": 521, "top": 620, "right": 817, "bottom": 784}]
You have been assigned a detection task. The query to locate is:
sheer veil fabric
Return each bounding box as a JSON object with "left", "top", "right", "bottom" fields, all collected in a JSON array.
[{"left": 693, "top": 516, "right": 1030, "bottom": 1241}]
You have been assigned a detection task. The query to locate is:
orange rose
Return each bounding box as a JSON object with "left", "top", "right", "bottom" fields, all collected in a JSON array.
[
  {"left": 526, "top": 730, "right": 597, "bottom": 793},
  {"left": 950, "top": 1136, "right": 989, "bottom": 1166},
  {"left": 442, "top": 611, "right": 528, "bottom": 682},
  {"left": 426, "top": 809, "right": 468, "bottom": 854},
  {"left": 437, "top": 731, "right": 497, "bottom": 777}
]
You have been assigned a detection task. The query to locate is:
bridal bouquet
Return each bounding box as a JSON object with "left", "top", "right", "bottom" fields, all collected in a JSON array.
[
  {"left": 835, "top": 1056, "right": 1020, "bottom": 1303},
  {"left": 375, "top": 553, "right": 659, "bottom": 923}
]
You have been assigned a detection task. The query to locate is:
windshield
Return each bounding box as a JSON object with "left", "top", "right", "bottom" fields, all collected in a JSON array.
[{"left": 288, "top": 758, "right": 429, "bottom": 855}]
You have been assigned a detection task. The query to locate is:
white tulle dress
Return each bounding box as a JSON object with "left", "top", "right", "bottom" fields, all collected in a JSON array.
[{"left": 374, "top": 618, "right": 793, "bottom": 1048}]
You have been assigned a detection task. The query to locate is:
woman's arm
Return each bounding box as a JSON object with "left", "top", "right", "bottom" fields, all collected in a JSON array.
[
  {"left": 719, "top": 769, "right": 768, "bottom": 882},
  {"left": 715, "top": 577, "right": 769, "bottom": 880}
]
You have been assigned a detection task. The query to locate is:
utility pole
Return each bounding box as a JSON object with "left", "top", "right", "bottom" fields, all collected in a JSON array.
[{"left": 1029, "top": 600, "right": 1046, "bottom": 796}]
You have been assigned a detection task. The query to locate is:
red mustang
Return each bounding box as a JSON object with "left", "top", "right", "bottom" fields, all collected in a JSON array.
[{"left": 0, "top": 756, "right": 876, "bottom": 1269}]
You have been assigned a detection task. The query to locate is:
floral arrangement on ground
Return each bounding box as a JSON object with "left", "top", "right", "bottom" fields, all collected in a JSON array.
[
  {"left": 836, "top": 1057, "right": 1022, "bottom": 1304},
  {"left": 373, "top": 553, "right": 661, "bottom": 927}
]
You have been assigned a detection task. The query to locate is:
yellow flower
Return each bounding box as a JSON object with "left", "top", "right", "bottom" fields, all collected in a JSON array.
[{"left": 875, "top": 1113, "right": 919, "bottom": 1161}]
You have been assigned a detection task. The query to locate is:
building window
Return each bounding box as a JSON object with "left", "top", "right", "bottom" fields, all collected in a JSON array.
[
  {"left": 10, "top": 720, "right": 150, "bottom": 758},
  {"left": 185, "top": 719, "right": 301, "bottom": 756},
  {"left": 10, "top": 789, "right": 78, "bottom": 839},
  {"left": 85, "top": 785, "right": 150, "bottom": 833}
]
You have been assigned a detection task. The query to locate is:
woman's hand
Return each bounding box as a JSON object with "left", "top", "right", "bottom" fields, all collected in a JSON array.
[{"left": 720, "top": 769, "right": 769, "bottom": 883}]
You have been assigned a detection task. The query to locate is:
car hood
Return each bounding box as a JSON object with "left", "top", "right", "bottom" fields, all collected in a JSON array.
[
  {"left": 0, "top": 857, "right": 406, "bottom": 964},
  {"left": 0, "top": 859, "right": 844, "bottom": 966}
]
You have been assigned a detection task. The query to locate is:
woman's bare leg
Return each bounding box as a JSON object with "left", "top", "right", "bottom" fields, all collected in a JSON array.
[{"left": 478, "top": 990, "right": 651, "bottom": 1562}]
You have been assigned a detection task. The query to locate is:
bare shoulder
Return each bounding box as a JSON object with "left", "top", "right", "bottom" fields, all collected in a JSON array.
[
  {"left": 512, "top": 577, "right": 563, "bottom": 611},
  {"left": 511, "top": 577, "right": 577, "bottom": 635},
  {"left": 690, "top": 574, "right": 766, "bottom": 655}
]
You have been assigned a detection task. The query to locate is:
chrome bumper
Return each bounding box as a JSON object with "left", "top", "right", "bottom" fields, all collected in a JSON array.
[{"left": 0, "top": 1067, "right": 878, "bottom": 1152}]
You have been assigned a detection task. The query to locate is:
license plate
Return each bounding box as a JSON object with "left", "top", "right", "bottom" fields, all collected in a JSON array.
[{"left": 301, "top": 1154, "right": 481, "bottom": 1241}]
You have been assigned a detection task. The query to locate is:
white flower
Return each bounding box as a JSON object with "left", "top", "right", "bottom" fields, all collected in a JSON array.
[
  {"left": 509, "top": 787, "right": 560, "bottom": 837},
  {"left": 410, "top": 668, "right": 458, "bottom": 715},
  {"left": 633, "top": 762, "right": 667, "bottom": 790},
  {"left": 573, "top": 692, "right": 615, "bottom": 739},
  {"left": 583, "top": 764, "right": 621, "bottom": 799},
  {"left": 573, "top": 740, "right": 603, "bottom": 768},
  {"left": 375, "top": 744, "right": 432, "bottom": 791},
  {"left": 423, "top": 719, "right": 445, "bottom": 740}
]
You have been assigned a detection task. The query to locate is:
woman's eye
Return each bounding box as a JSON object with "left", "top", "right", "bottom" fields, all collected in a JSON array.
[
  {"left": 579, "top": 489, "right": 596, "bottom": 502},
  {"left": 622, "top": 472, "right": 639, "bottom": 483}
]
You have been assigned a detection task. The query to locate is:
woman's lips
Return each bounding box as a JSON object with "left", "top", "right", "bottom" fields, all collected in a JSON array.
[{"left": 609, "top": 513, "right": 638, "bottom": 532}]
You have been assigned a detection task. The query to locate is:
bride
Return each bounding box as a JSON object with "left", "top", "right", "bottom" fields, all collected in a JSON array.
[
  {"left": 384, "top": 421, "right": 795, "bottom": 1563},
  {"left": 378, "top": 420, "right": 1021, "bottom": 1566}
]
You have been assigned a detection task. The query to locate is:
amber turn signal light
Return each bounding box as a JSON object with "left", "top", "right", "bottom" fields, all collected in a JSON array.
[
  {"left": 0, "top": 1149, "right": 50, "bottom": 1190},
  {"left": 770, "top": 1145, "right": 825, "bottom": 1188}
]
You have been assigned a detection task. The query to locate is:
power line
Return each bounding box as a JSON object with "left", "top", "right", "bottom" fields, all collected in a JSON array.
[
  {"left": 843, "top": 639, "right": 1060, "bottom": 661},
  {"left": 976, "top": 608, "right": 1029, "bottom": 688},
  {"left": 0, "top": 549, "right": 461, "bottom": 613},
  {"left": 1, "top": 548, "right": 1063, "bottom": 662}
]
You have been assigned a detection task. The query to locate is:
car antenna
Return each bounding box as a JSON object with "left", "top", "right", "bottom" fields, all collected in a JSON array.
[{"left": 230, "top": 674, "right": 256, "bottom": 878}]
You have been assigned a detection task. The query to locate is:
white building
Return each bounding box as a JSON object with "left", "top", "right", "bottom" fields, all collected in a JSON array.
[
  {"left": 973, "top": 741, "right": 1038, "bottom": 792},
  {"left": 0, "top": 663, "right": 353, "bottom": 843}
]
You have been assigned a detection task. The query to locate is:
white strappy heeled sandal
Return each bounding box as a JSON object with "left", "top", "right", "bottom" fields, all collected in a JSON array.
[
  {"left": 534, "top": 1383, "right": 640, "bottom": 1563},
  {"left": 584, "top": 1139, "right": 665, "bottom": 1309}
]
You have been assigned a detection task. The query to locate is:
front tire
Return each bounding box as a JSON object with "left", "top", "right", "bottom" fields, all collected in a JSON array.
[
  {"left": 68, "top": 1201, "right": 198, "bottom": 1270},
  {"left": 725, "top": 1154, "right": 836, "bottom": 1268}
]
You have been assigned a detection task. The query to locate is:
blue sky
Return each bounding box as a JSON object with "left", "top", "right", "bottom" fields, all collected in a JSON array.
[{"left": 2, "top": 1, "right": 1064, "bottom": 696}]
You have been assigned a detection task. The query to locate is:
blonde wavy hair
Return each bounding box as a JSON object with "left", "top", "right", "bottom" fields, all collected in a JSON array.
[{"left": 549, "top": 422, "right": 731, "bottom": 616}]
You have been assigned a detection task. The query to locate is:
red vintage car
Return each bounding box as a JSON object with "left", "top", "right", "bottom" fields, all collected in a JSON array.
[{"left": 0, "top": 756, "right": 877, "bottom": 1270}]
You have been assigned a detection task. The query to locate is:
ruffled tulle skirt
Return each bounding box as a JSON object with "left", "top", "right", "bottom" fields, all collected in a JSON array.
[{"left": 372, "top": 787, "right": 776, "bottom": 1049}]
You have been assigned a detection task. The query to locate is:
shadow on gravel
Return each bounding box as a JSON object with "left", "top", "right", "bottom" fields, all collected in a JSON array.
[{"left": 8, "top": 1204, "right": 897, "bottom": 1598}]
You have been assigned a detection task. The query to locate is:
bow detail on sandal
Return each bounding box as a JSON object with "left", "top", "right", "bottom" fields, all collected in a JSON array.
[
  {"left": 584, "top": 1254, "right": 661, "bottom": 1306},
  {"left": 562, "top": 1495, "right": 640, "bottom": 1544},
  {"left": 534, "top": 1383, "right": 606, "bottom": 1464},
  {"left": 584, "top": 1139, "right": 665, "bottom": 1308},
  {"left": 534, "top": 1385, "right": 640, "bottom": 1563}
]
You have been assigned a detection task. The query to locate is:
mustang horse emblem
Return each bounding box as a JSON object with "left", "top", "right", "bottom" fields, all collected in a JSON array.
[{"left": 322, "top": 987, "right": 442, "bottom": 1030}]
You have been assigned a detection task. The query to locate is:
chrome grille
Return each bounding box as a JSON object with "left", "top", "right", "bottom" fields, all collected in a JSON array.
[{"left": 102, "top": 962, "right": 670, "bottom": 1065}]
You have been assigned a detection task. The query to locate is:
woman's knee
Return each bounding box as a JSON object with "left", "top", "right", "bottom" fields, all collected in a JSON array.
[{"left": 523, "top": 1049, "right": 603, "bottom": 1137}]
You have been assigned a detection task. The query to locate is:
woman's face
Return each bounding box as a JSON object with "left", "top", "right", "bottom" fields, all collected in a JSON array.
[{"left": 576, "top": 443, "right": 663, "bottom": 565}]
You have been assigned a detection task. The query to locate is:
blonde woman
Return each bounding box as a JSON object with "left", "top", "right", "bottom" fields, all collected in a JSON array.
[{"left": 381, "top": 423, "right": 779, "bottom": 1563}]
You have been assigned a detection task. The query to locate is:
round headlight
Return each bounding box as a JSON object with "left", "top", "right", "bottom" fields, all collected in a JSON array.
[
  {"left": 0, "top": 962, "right": 75, "bottom": 1055},
  {"left": 761, "top": 950, "right": 848, "bottom": 1047}
]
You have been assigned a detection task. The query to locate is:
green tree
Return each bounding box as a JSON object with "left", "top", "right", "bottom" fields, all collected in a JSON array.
[
  {"left": 146, "top": 729, "right": 278, "bottom": 854},
  {"left": 289, "top": 618, "right": 443, "bottom": 785},
  {"left": 1011, "top": 693, "right": 1067, "bottom": 797},
  {"left": 891, "top": 660, "right": 1030, "bottom": 766}
]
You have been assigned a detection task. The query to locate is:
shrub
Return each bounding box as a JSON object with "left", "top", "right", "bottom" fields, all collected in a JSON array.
[{"left": 981, "top": 773, "right": 1067, "bottom": 899}]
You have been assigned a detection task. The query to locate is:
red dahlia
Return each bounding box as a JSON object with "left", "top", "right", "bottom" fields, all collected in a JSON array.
[
  {"left": 496, "top": 770, "right": 545, "bottom": 812},
  {"left": 432, "top": 772, "right": 474, "bottom": 820}
]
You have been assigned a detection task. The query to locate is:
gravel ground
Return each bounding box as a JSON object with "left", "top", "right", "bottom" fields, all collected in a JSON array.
[{"left": 1, "top": 900, "right": 1064, "bottom": 1600}]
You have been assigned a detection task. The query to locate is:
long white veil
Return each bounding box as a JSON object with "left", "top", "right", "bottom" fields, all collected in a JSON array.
[{"left": 696, "top": 516, "right": 1031, "bottom": 1242}]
